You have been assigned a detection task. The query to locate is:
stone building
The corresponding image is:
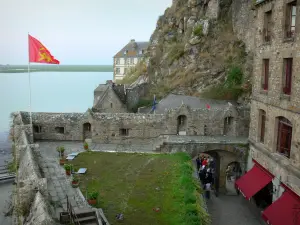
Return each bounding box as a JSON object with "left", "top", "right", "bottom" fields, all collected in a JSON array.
[
  {"left": 235, "top": 1, "right": 300, "bottom": 224},
  {"left": 90, "top": 94, "right": 249, "bottom": 144},
  {"left": 113, "top": 39, "right": 149, "bottom": 81},
  {"left": 92, "top": 81, "right": 149, "bottom": 113}
]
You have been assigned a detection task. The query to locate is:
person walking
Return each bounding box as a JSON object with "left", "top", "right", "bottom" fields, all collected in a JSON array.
[{"left": 204, "top": 182, "right": 211, "bottom": 200}]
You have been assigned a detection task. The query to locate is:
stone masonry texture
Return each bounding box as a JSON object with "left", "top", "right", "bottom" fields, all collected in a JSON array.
[{"left": 249, "top": 0, "right": 300, "bottom": 197}]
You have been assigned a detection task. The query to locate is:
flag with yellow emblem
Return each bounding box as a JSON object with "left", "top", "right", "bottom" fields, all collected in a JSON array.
[{"left": 28, "top": 35, "right": 60, "bottom": 64}]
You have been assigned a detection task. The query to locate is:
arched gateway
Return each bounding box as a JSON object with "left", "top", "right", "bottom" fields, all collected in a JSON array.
[{"left": 161, "top": 140, "right": 248, "bottom": 194}]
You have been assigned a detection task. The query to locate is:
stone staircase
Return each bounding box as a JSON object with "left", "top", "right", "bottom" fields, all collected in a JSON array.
[{"left": 152, "top": 135, "right": 169, "bottom": 152}]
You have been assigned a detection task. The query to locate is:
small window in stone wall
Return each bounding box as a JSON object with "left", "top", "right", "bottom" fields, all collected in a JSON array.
[
  {"left": 112, "top": 133, "right": 115, "bottom": 137},
  {"left": 33, "top": 125, "right": 42, "bottom": 133},
  {"left": 55, "top": 127, "right": 65, "bottom": 134},
  {"left": 111, "top": 103, "right": 113, "bottom": 108},
  {"left": 119, "top": 128, "right": 129, "bottom": 136},
  {"left": 204, "top": 125, "right": 208, "bottom": 136}
]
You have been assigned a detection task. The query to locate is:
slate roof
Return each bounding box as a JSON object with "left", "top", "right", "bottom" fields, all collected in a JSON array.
[
  {"left": 114, "top": 40, "right": 149, "bottom": 58},
  {"left": 153, "top": 94, "right": 237, "bottom": 113},
  {"left": 94, "top": 84, "right": 109, "bottom": 93}
]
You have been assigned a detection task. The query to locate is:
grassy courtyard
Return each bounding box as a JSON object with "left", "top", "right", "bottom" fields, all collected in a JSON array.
[{"left": 71, "top": 152, "right": 210, "bottom": 225}]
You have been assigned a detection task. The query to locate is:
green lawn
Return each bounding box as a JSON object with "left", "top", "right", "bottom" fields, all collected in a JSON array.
[{"left": 71, "top": 152, "right": 210, "bottom": 225}]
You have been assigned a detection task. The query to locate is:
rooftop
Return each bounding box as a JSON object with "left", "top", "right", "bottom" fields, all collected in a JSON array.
[
  {"left": 114, "top": 39, "right": 149, "bottom": 58},
  {"left": 154, "top": 94, "right": 237, "bottom": 113}
]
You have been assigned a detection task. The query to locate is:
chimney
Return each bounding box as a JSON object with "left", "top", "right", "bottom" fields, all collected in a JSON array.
[{"left": 130, "top": 39, "right": 135, "bottom": 43}]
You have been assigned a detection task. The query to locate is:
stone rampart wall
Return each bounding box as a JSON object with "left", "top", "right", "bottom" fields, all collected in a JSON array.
[
  {"left": 11, "top": 112, "right": 54, "bottom": 225},
  {"left": 20, "top": 112, "right": 90, "bottom": 141},
  {"left": 91, "top": 113, "right": 166, "bottom": 143}
]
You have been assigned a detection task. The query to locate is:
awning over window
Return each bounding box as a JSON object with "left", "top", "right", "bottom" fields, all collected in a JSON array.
[
  {"left": 262, "top": 190, "right": 300, "bottom": 225},
  {"left": 235, "top": 164, "right": 273, "bottom": 200}
]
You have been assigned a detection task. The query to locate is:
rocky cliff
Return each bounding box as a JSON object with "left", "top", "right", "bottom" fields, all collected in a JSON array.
[{"left": 125, "top": 0, "right": 256, "bottom": 103}]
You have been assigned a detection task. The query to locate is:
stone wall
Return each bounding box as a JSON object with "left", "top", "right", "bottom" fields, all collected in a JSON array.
[
  {"left": 112, "top": 84, "right": 127, "bottom": 104},
  {"left": 126, "top": 83, "right": 149, "bottom": 111},
  {"left": 91, "top": 113, "right": 166, "bottom": 144},
  {"left": 91, "top": 104, "right": 250, "bottom": 144},
  {"left": 21, "top": 112, "right": 91, "bottom": 141},
  {"left": 231, "top": 0, "right": 256, "bottom": 52},
  {"left": 11, "top": 112, "right": 54, "bottom": 225},
  {"left": 249, "top": 0, "right": 300, "bottom": 197}
]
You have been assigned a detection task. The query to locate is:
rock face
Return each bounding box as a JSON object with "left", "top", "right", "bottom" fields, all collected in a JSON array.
[{"left": 134, "top": 0, "right": 255, "bottom": 101}]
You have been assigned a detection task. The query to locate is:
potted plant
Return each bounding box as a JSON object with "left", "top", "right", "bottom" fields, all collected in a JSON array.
[
  {"left": 83, "top": 142, "right": 89, "bottom": 150},
  {"left": 59, "top": 156, "right": 65, "bottom": 166},
  {"left": 64, "top": 164, "right": 72, "bottom": 176},
  {"left": 71, "top": 175, "right": 79, "bottom": 188},
  {"left": 87, "top": 190, "right": 99, "bottom": 205},
  {"left": 56, "top": 146, "right": 65, "bottom": 157}
]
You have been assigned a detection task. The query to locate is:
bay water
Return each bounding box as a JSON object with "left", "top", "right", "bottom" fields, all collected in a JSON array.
[{"left": 0, "top": 71, "right": 112, "bottom": 223}]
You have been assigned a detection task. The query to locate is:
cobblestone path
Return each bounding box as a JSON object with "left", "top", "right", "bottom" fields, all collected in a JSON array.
[{"left": 38, "top": 142, "right": 91, "bottom": 219}]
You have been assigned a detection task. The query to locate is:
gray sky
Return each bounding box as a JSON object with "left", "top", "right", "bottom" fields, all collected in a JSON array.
[{"left": 0, "top": 0, "right": 171, "bottom": 65}]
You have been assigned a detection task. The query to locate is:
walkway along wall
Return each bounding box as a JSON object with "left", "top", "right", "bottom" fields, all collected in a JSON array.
[{"left": 11, "top": 112, "right": 54, "bottom": 225}]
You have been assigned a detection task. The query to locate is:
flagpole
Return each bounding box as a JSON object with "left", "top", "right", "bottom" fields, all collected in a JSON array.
[{"left": 28, "top": 33, "right": 33, "bottom": 133}]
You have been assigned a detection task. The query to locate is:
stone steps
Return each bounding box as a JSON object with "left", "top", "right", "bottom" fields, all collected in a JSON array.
[{"left": 74, "top": 208, "right": 99, "bottom": 225}]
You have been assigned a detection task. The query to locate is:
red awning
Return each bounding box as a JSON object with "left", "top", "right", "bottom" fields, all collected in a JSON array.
[
  {"left": 235, "top": 164, "right": 273, "bottom": 200},
  {"left": 262, "top": 190, "right": 300, "bottom": 225}
]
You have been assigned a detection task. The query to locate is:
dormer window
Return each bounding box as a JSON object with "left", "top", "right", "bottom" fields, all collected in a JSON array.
[
  {"left": 139, "top": 49, "right": 144, "bottom": 54},
  {"left": 124, "top": 50, "right": 128, "bottom": 55}
]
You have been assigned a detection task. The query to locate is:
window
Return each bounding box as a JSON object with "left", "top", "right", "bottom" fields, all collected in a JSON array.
[
  {"left": 262, "top": 59, "right": 269, "bottom": 90},
  {"left": 119, "top": 128, "right": 129, "bottom": 136},
  {"left": 33, "top": 125, "right": 42, "bottom": 133},
  {"left": 204, "top": 125, "right": 208, "bottom": 136},
  {"left": 83, "top": 123, "right": 91, "bottom": 132},
  {"left": 283, "top": 58, "right": 293, "bottom": 95},
  {"left": 124, "top": 50, "right": 128, "bottom": 55},
  {"left": 116, "top": 68, "right": 120, "bottom": 74},
  {"left": 139, "top": 49, "right": 144, "bottom": 54},
  {"left": 285, "top": 1, "right": 297, "bottom": 38},
  {"left": 277, "top": 117, "right": 292, "bottom": 158},
  {"left": 130, "top": 58, "right": 134, "bottom": 64},
  {"left": 55, "top": 127, "right": 65, "bottom": 134},
  {"left": 124, "top": 68, "right": 127, "bottom": 74},
  {"left": 126, "top": 58, "right": 130, "bottom": 64},
  {"left": 264, "top": 11, "right": 272, "bottom": 42},
  {"left": 115, "top": 59, "right": 120, "bottom": 64},
  {"left": 259, "top": 110, "right": 266, "bottom": 143},
  {"left": 110, "top": 103, "right": 113, "bottom": 108}
]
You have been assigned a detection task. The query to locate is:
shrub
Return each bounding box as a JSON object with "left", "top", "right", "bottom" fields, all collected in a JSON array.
[
  {"left": 225, "top": 66, "right": 243, "bottom": 88},
  {"left": 64, "top": 164, "right": 72, "bottom": 171},
  {"left": 88, "top": 190, "right": 99, "bottom": 200},
  {"left": 193, "top": 24, "right": 203, "bottom": 37},
  {"left": 168, "top": 43, "right": 185, "bottom": 65}
]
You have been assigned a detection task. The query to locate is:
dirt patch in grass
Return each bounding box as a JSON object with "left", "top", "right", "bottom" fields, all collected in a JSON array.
[{"left": 71, "top": 152, "right": 210, "bottom": 225}]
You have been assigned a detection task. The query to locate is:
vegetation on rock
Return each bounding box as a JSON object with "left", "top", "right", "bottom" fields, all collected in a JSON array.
[{"left": 121, "top": 0, "right": 253, "bottom": 102}]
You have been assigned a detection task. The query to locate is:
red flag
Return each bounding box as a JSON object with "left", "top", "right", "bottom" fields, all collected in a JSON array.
[
  {"left": 28, "top": 35, "right": 60, "bottom": 64},
  {"left": 206, "top": 104, "right": 211, "bottom": 109}
]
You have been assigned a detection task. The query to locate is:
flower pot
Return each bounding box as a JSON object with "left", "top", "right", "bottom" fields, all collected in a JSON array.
[
  {"left": 88, "top": 199, "right": 97, "bottom": 205},
  {"left": 71, "top": 181, "right": 79, "bottom": 188},
  {"left": 65, "top": 170, "right": 71, "bottom": 176},
  {"left": 59, "top": 159, "right": 65, "bottom": 166},
  {"left": 84, "top": 145, "right": 88, "bottom": 150}
]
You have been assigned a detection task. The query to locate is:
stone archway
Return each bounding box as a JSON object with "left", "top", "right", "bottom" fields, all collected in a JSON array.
[
  {"left": 225, "top": 161, "right": 242, "bottom": 195},
  {"left": 194, "top": 149, "right": 245, "bottom": 194},
  {"left": 177, "top": 115, "right": 187, "bottom": 135},
  {"left": 83, "top": 122, "right": 92, "bottom": 140}
]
